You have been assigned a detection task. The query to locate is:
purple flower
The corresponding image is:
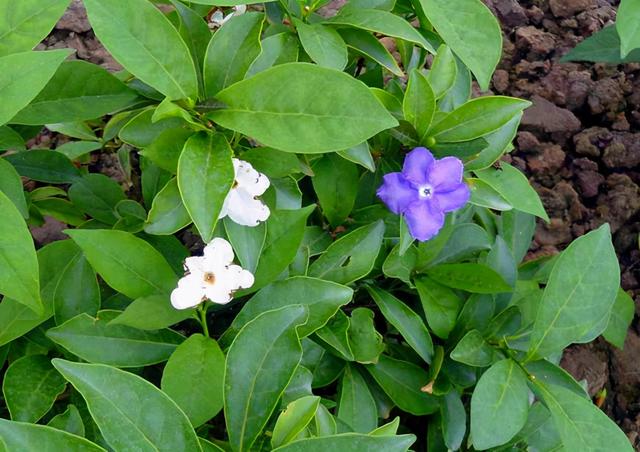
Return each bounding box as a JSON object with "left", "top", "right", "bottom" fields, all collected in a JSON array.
[{"left": 377, "top": 147, "right": 470, "bottom": 242}]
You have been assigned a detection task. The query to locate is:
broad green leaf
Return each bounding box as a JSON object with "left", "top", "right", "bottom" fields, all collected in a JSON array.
[
  {"left": 162, "top": 334, "right": 225, "bottom": 427},
  {"left": 338, "top": 364, "right": 378, "bottom": 433},
  {"left": 0, "top": 191, "right": 41, "bottom": 313},
  {"left": 272, "top": 396, "right": 321, "bottom": 448},
  {"left": 224, "top": 218, "right": 266, "bottom": 273},
  {"left": 327, "top": 8, "right": 435, "bottom": 53},
  {"left": 528, "top": 224, "right": 619, "bottom": 358},
  {"left": 370, "top": 417, "right": 400, "bottom": 436},
  {"left": 33, "top": 198, "right": 86, "bottom": 226},
  {"left": 525, "top": 360, "right": 588, "bottom": 399},
  {"left": 222, "top": 277, "right": 353, "bottom": 345},
  {"left": 312, "top": 154, "right": 359, "bottom": 227},
  {"left": 533, "top": 381, "right": 633, "bottom": 452},
  {"left": 338, "top": 141, "right": 375, "bottom": 172},
  {"left": 428, "top": 96, "right": 531, "bottom": 143},
  {"left": 617, "top": 0, "right": 640, "bottom": 57},
  {"left": 170, "top": 0, "right": 210, "bottom": 94},
  {"left": 403, "top": 69, "right": 436, "bottom": 141},
  {"left": 314, "top": 311, "right": 354, "bottom": 361},
  {"left": 603, "top": 288, "right": 634, "bottom": 349},
  {"left": 438, "top": 55, "right": 471, "bottom": 112},
  {"left": 465, "top": 112, "right": 522, "bottom": 171},
  {"left": 177, "top": 133, "right": 233, "bottom": 242},
  {"left": 0, "top": 125, "right": 25, "bottom": 151},
  {"left": 426, "top": 263, "right": 511, "bottom": 294},
  {"left": 141, "top": 128, "right": 194, "bottom": 174},
  {"left": 144, "top": 178, "right": 192, "bottom": 235},
  {"left": 441, "top": 391, "right": 466, "bottom": 450},
  {"left": 470, "top": 359, "right": 529, "bottom": 450},
  {"left": 110, "top": 294, "right": 192, "bottom": 330},
  {"left": 246, "top": 32, "right": 299, "bottom": 77},
  {"left": 382, "top": 243, "right": 417, "bottom": 285},
  {"left": 66, "top": 229, "right": 178, "bottom": 299},
  {"left": 562, "top": 25, "right": 640, "bottom": 63},
  {"left": 47, "top": 310, "right": 183, "bottom": 367},
  {"left": 499, "top": 209, "right": 536, "bottom": 264},
  {"left": 308, "top": 220, "right": 385, "bottom": 284},
  {"left": 294, "top": 20, "right": 347, "bottom": 70},
  {"left": 225, "top": 305, "right": 308, "bottom": 452},
  {"left": 420, "top": 0, "right": 501, "bottom": 90},
  {"left": 204, "top": 12, "right": 264, "bottom": 97},
  {"left": 11, "top": 61, "right": 138, "bottom": 125},
  {"left": 349, "top": 308, "right": 384, "bottom": 364},
  {"left": 83, "top": 0, "right": 197, "bottom": 100},
  {"left": 450, "top": 330, "right": 496, "bottom": 367},
  {"left": 428, "top": 223, "right": 492, "bottom": 266},
  {"left": 365, "top": 355, "right": 439, "bottom": 415},
  {"left": 52, "top": 359, "right": 202, "bottom": 452},
  {"left": 68, "top": 174, "right": 126, "bottom": 225},
  {"left": 56, "top": 141, "right": 102, "bottom": 161},
  {"left": 0, "top": 49, "right": 71, "bottom": 126},
  {"left": 273, "top": 433, "right": 416, "bottom": 451},
  {"left": 0, "top": 0, "right": 71, "bottom": 56},
  {"left": 4, "top": 149, "right": 81, "bottom": 183},
  {"left": 47, "top": 121, "right": 98, "bottom": 141},
  {"left": 414, "top": 276, "right": 462, "bottom": 339},
  {"left": 339, "top": 28, "right": 403, "bottom": 76},
  {"left": 209, "top": 63, "right": 398, "bottom": 153},
  {"left": 119, "top": 110, "right": 185, "bottom": 148},
  {"left": 475, "top": 162, "right": 548, "bottom": 221},
  {"left": 426, "top": 45, "right": 457, "bottom": 99},
  {"left": 3, "top": 354, "right": 66, "bottom": 423},
  {"left": 48, "top": 405, "right": 85, "bottom": 437},
  {"left": 468, "top": 178, "right": 512, "bottom": 211},
  {"left": 53, "top": 253, "right": 100, "bottom": 324},
  {"left": 367, "top": 286, "right": 433, "bottom": 363},
  {"left": 251, "top": 206, "right": 315, "bottom": 291},
  {"left": 0, "top": 157, "right": 28, "bottom": 217},
  {"left": 0, "top": 419, "right": 104, "bottom": 452}
]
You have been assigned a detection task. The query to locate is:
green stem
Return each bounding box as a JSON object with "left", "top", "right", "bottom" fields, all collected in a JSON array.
[{"left": 199, "top": 304, "right": 210, "bottom": 337}]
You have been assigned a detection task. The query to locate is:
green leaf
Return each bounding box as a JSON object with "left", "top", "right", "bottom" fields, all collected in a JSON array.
[
  {"left": 4, "top": 149, "right": 81, "bottom": 183},
  {"left": 177, "top": 133, "right": 233, "bottom": 241},
  {"left": 11, "top": 61, "right": 138, "bottom": 125},
  {"left": 144, "top": 178, "right": 192, "bottom": 235},
  {"left": 56, "top": 141, "right": 103, "bottom": 161},
  {"left": 465, "top": 112, "right": 522, "bottom": 171},
  {"left": 533, "top": 381, "right": 633, "bottom": 452},
  {"left": 327, "top": 8, "right": 435, "bottom": 53},
  {"left": 450, "top": 330, "right": 496, "bottom": 367},
  {"left": 109, "top": 294, "right": 192, "bottom": 330},
  {"left": 562, "top": 25, "right": 640, "bottom": 63},
  {"left": 161, "top": 334, "right": 225, "bottom": 427},
  {"left": 53, "top": 253, "right": 100, "bottom": 325},
  {"left": 52, "top": 359, "right": 202, "bottom": 452},
  {"left": 246, "top": 32, "right": 299, "bottom": 77},
  {"left": 66, "top": 229, "right": 178, "bottom": 299},
  {"left": 204, "top": 12, "right": 264, "bottom": 97},
  {"left": 427, "top": 45, "right": 457, "bottom": 99},
  {"left": 312, "top": 154, "right": 359, "bottom": 227},
  {"left": 475, "top": 162, "right": 548, "bottom": 221},
  {"left": 0, "top": 49, "right": 72, "bottom": 125},
  {"left": 3, "top": 354, "right": 66, "bottom": 423},
  {"left": 273, "top": 433, "right": 416, "bottom": 452},
  {"left": 528, "top": 224, "right": 620, "bottom": 359},
  {"left": 428, "top": 96, "right": 531, "bottom": 143},
  {"left": 224, "top": 218, "right": 266, "bottom": 273},
  {"left": 0, "top": 419, "right": 104, "bottom": 452},
  {"left": 468, "top": 178, "right": 512, "bottom": 211},
  {"left": 603, "top": 288, "right": 635, "bottom": 349},
  {"left": 272, "top": 396, "right": 321, "bottom": 448},
  {"left": 426, "top": 263, "right": 511, "bottom": 294},
  {"left": 0, "top": 191, "right": 41, "bottom": 313},
  {"left": 403, "top": 69, "right": 436, "bottom": 141},
  {"left": 47, "top": 121, "right": 98, "bottom": 141},
  {"left": 209, "top": 63, "right": 398, "bottom": 153},
  {"left": 0, "top": 0, "right": 71, "bottom": 56},
  {"left": 314, "top": 311, "right": 354, "bottom": 361},
  {"left": 365, "top": 355, "right": 439, "bottom": 415},
  {"left": 339, "top": 29, "right": 403, "bottom": 77},
  {"left": 438, "top": 55, "right": 471, "bottom": 112},
  {"left": 47, "top": 310, "right": 183, "bottom": 367},
  {"left": 83, "top": 0, "right": 198, "bottom": 100},
  {"left": 414, "top": 276, "right": 462, "bottom": 339},
  {"left": 367, "top": 286, "right": 433, "bottom": 364},
  {"left": 141, "top": 128, "right": 194, "bottom": 174},
  {"left": 382, "top": 243, "right": 417, "bottom": 285},
  {"left": 617, "top": 0, "right": 640, "bottom": 57},
  {"left": 224, "top": 305, "right": 308, "bottom": 452},
  {"left": 47, "top": 405, "right": 85, "bottom": 437},
  {"left": 470, "top": 359, "right": 529, "bottom": 450},
  {"left": 308, "top": 221, "right": 385, "bottom": 284},
  {"left": 250, "top": 206, "right": 315, "bottom": 291},
  {"left": 441, "top": 391, "right": 466, "bottom": 451},
  {"left": 119, "top": 110, "right": 185, "bottom": 148},
  {"left": 338, "top": 141, "right": 375, "bottom": 172},
  {"left": 338, "top": 364, "right": 378, "bottom": 433},
  {"left": 68, "top": 174, "right": 126, "bottom": 225},
  {"left": 222, "top": 277, "right": 353, "bottom": 345},
  {"left": 0, "top": 125, "right": 25, "bottom": 151},
  {"left": 294, "top": 20, "right": 347, "bottom": 70},
  {"left": 0, "top": 157, "right": 28, "bottom": 217},
  {"left": 348, "top": 308, "right": 384, "bottom": 364},
  {"left": 420, "top": 0, "right": 501, "bottom": 90}
]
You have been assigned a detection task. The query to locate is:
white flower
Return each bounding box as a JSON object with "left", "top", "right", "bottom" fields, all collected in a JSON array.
[
  {"left": 219, "top": 158, "right": 270, "bottom": 227},
  {"left": 171, "top": 238, "right": 254, "bottom": 310},
  {"left": 209, "top": 5, "right": 247, "bottom": 28}
]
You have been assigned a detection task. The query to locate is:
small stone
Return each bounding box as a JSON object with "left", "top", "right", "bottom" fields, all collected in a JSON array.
[
  {"left": 522, "top": 95, "right": 582, "bottom": 135},
  {"left": 55, "top": 0, "right": 91, "bottom": 33},
  {"left": 550, "top": 0, "right": 595, "bottom": 18},
  {"left": 492, "top": 69, "right": 510, "bottom": 93},
  {"left": 515, "top": 26, "right": 557, "bottom": 55}
]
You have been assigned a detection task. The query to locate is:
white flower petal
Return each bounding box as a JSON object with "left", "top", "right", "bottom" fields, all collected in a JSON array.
[
  {"left": 204, "top": 284, "right": 233, "bottom": 305},
  {"left": 203, "top": 238, "right": 235, "bottom": 267},
  {"left": 184, "top": 256, "right": 206, "bottom": 274},
  {"left": 233, "top": 159, "right": 270, "bottom": 196},
  {"left": 227, "top": 264, "right": 255, "bottom": 289},
  {"left": 234, "top": 5, "right": 247, "bottom": 14},
  {"left": 171, "top": 275, "right": 205, "bottom": 310},
  {"left": 226, "top": 189, "right": 270, "bottom": 227}
]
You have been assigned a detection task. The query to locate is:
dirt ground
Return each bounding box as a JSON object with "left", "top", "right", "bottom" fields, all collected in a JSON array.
[{"left": 35, "top": 0, "right": 640, "bottom": 444}]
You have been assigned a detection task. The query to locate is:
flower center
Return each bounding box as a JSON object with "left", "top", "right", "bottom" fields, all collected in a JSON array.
[
  {"left": 203, "top": 272, "right": 216, "bottom": 285},
  {"left": 232, "top": 180, "right": 239, "bottom": 189},
  {"left": 419, "top": 184, "right": 434, "bottom": 199}
]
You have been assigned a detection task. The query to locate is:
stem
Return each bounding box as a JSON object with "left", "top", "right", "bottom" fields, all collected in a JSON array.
[{"left": 199, "top": 304, "right": 210, "bottom": 337}]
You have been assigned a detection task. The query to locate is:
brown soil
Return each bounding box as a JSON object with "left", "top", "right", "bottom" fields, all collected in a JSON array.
[{"left": 35, "top": 0, "right": 640, "bottom": 444}]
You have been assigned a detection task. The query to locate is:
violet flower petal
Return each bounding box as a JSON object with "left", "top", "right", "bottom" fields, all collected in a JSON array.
[
  {"left": 434, "top": 183, "right": 471, "bottom": 212},
  {"left": 377, "top": 172, "right": 419, "bottom": 215},
  {"left": 404, "top": 199, "right": 445, "bottom": 242},
  {"left": 427, "top": 156, "right": 464, "bottom": 191},
  {"left": 402, "top": 147, "right": 434, "bottom": 186}
]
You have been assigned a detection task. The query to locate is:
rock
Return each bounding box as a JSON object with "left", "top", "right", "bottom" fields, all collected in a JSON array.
[
  {"left": 535, "top": 218, "right": 573, "bottom": 246},
  {"left": 516, "top": 131, "right": 541, "bottom": 153},
  {"left": 526, "top": 145, "right": 566, "bottom": 187},
  {"left": 595, "top": 174, "right": 640, "bottom": 232},
  {"left": 573, "top": 127, "right": 611, "bottom": 158},
  {"left": 550, "top": 0, "right": 596, "bottom": 18},
  {"left": 522, "top": 95, "right": 582, "bottom": 135},
  {"left": 611, "top": 331, "right": 640, "bottom": 414},
  {"left": 588, "top": 77, "right": 627, "bottom": 115},
  {"left": 602, "top": 134, "right": 640, "bottom": 169},
  {"left": 561, "top": 343, "right": 608, "bottom": 397},
  {"left": 515, "top": 26, "right": 556, "bottom": 56},
  {"left": 576, "top": 170, "right": 605, "bottom": 198},
  {"left": 485, "top": 0, "right": 528, "bottom": 27},
  {"left": 55, "top": 0, "right": 91, "bottom": 33},
  {"left": 30, "top": 217, "right": 67, "bottom": 246},
  {"left": 492, "top": 69, "right": 510, "bottom": 93}
]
